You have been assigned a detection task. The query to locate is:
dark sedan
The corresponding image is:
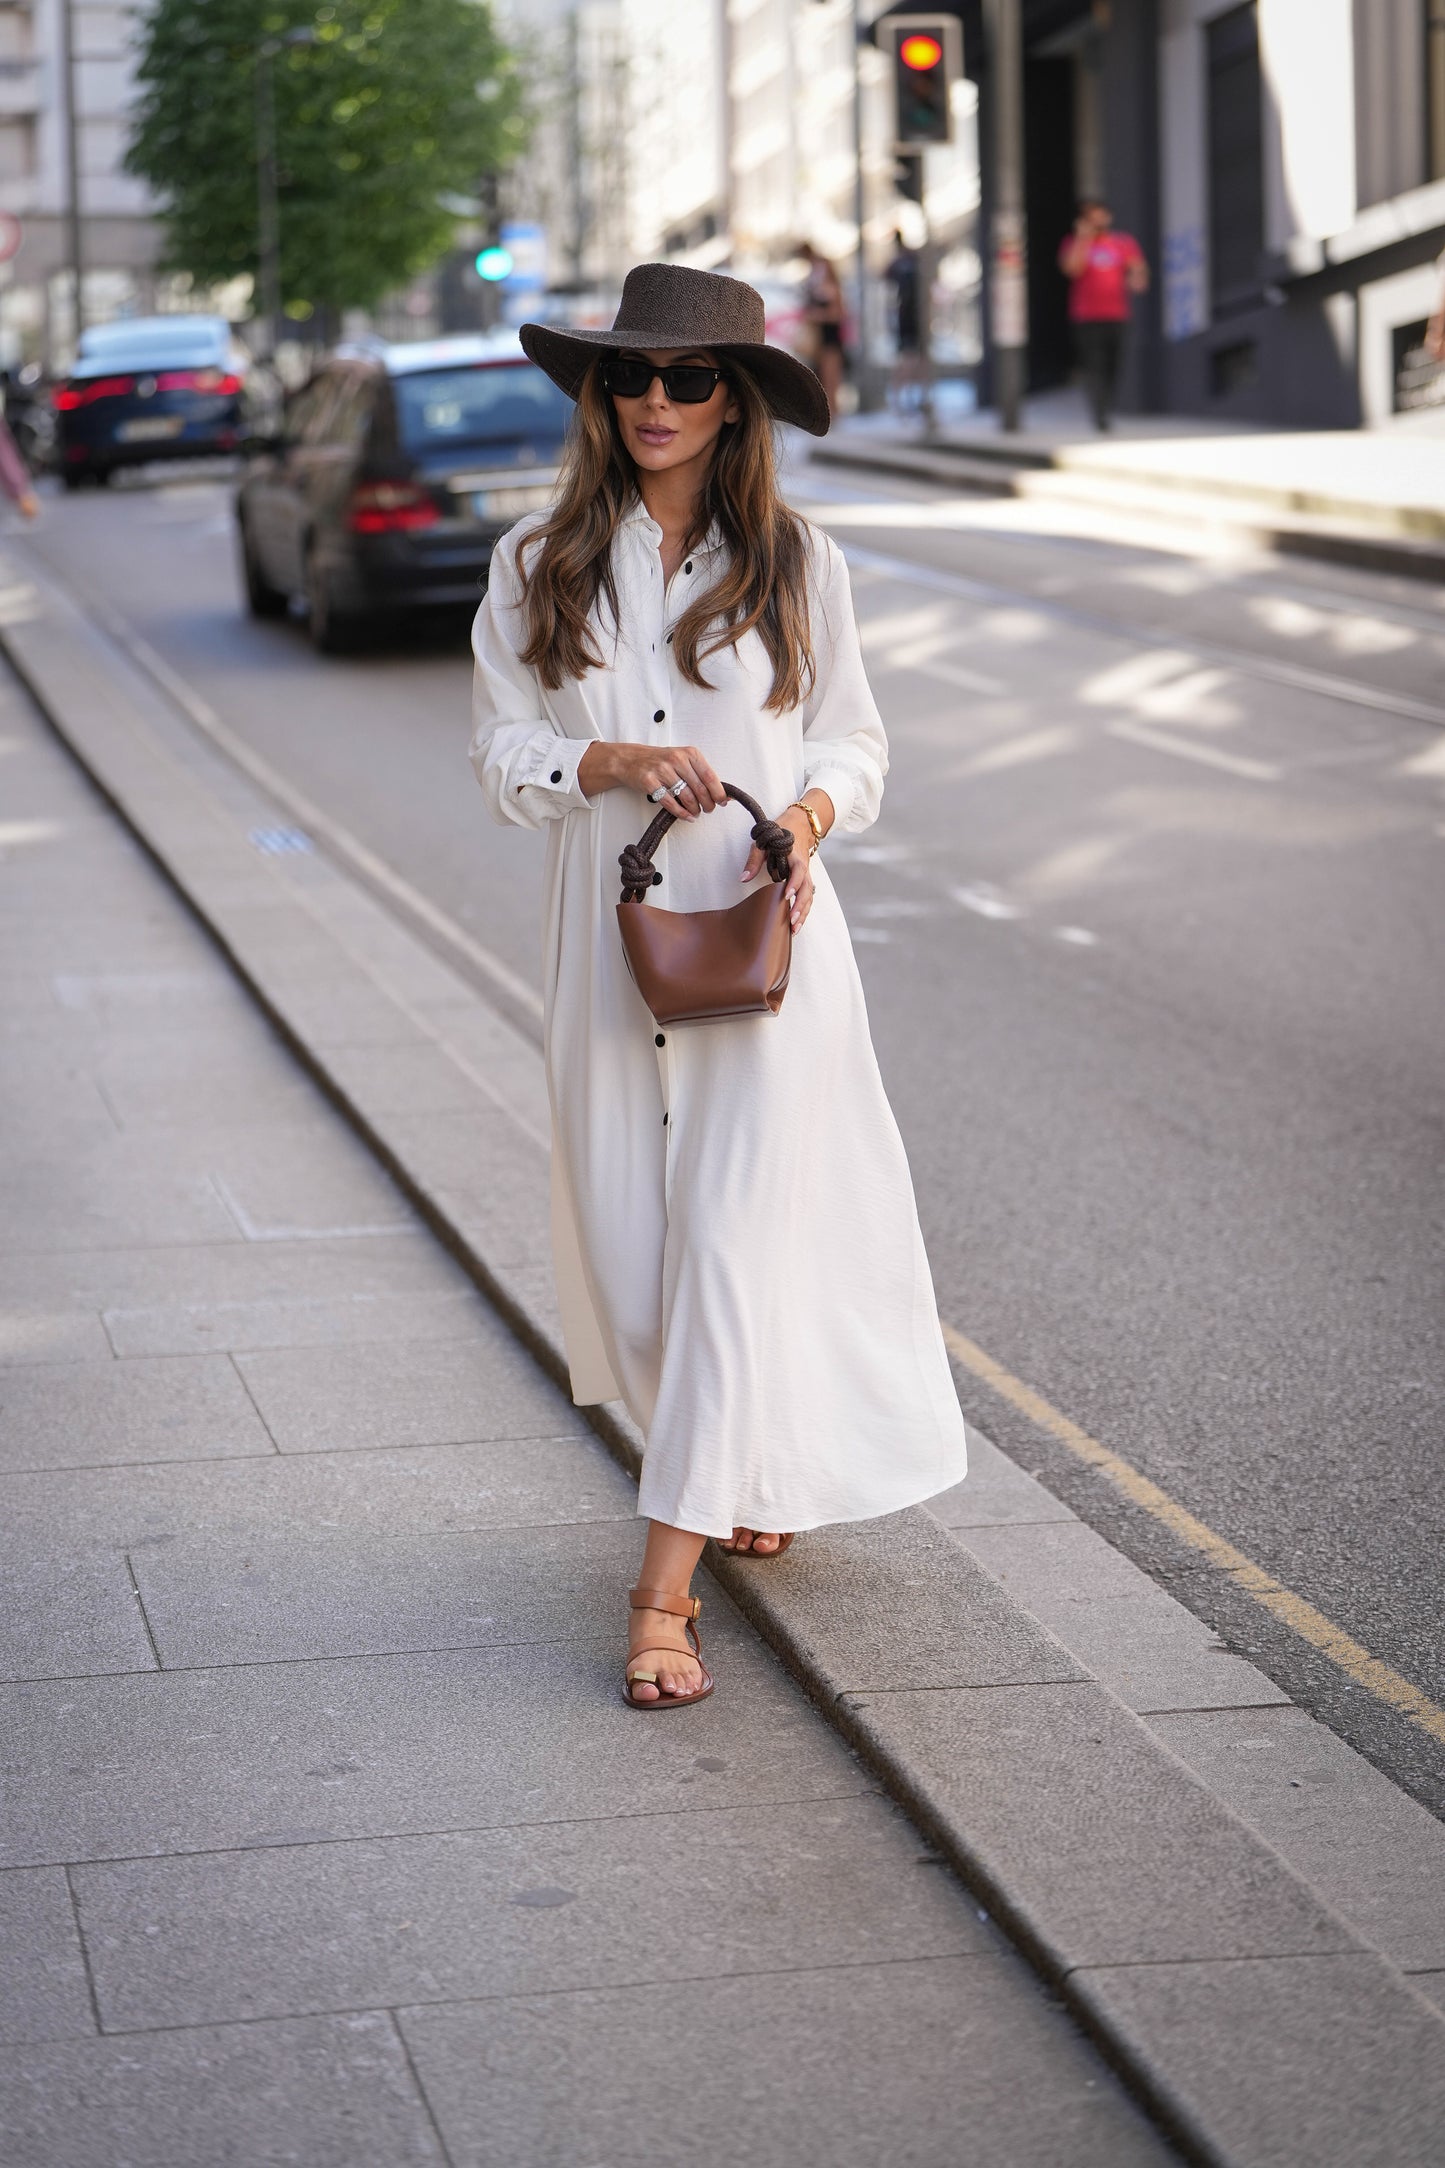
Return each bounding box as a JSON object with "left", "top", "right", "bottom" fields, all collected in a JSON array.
[
  {"left": 54, "top": 315, "right": 249, "bottom": 487},
  {"left": 235, "top": 334, "right": 571, "bottom": 652}
]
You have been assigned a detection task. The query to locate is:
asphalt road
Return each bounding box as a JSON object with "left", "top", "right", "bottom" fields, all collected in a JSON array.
[{"left": 22, "top": 456, "right": 1445, "bottom": 1815}]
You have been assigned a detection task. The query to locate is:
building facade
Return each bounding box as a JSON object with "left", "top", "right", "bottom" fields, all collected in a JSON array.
[
  {"left": 0, "top": 0, "right": 163, "bottom": 368},
  {"left": 982, "top": 0, "right": 1445, "bottom": 425}
]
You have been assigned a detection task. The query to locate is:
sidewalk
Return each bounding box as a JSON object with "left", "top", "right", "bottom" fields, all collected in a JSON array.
[
  {"left": 0, "top": 619, "right": 1180, "bottom": 2163},
  {"left": 3, "top": 534, "right": 1444, "bottom": 2166},
  {"left": 815, "top": 387, "right": 1445, "bottom": 577}
]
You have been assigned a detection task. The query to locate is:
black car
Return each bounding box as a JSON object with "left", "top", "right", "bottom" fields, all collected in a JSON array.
[
  {"left": 54, "top": 315, "right": 249, "bottom": 487},
  {"left": 235, "top": 333, "right": 572, "bottom": 651}
]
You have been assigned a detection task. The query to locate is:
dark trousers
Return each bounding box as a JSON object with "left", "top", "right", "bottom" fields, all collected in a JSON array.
[{"left": 1074, "top": 318, "right": 1125, "bottom": 430}]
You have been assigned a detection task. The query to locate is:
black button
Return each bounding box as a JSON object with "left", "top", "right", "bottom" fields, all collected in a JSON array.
[
  {"left": 653, "top": 709, "right": 665, "bottom": 723},
  {"left": 665, "top": 633, "right": 673, "bottom": 644},
  {"left": 550, "top": 768, "right": 563, "bottom": 783},
  {"left": 684, "top": 560, "right": 693, "bottom": 574},
  {"left": 655, "top": 1032, "right": 665, "bottom": 1047},
  {"left": 662, "top": 1111, "right": 669, "bottom": 1126}
]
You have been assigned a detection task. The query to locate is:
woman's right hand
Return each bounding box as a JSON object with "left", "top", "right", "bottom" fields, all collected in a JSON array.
[{"left": 577, "top": 741, "right": 725, "bottom": 820}]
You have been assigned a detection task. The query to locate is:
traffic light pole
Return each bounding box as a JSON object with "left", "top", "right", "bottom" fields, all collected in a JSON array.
[{"left": 985, "top": 0, "right": 1027, "bottom": 432}]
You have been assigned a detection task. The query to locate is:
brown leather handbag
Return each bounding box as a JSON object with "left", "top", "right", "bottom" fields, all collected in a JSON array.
[{"left": 616, "top": 783, "right": 795, "bottom": 1027}]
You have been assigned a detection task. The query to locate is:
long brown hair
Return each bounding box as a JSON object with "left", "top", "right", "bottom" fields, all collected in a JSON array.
[{"left": 515, "top": 358, "right": 815, "bottom": 714}]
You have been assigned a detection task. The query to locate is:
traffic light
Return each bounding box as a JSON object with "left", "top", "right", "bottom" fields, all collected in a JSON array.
[
  {"left": 475, "top": 245, "right": 513, "bottom": 282},
  {"left": 886, "top": 15, "right": 962, "bottom": 147}
]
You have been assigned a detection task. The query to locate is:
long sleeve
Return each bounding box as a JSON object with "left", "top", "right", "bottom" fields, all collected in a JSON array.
[
  {"left": 469, "top": 523, "right": 599, "bottom": 830},
  {"left": 799, "top": 533, "right": 888, "bottom": 834}
]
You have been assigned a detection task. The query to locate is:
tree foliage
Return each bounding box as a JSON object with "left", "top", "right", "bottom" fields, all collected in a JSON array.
[{"left": 126, "top": 0, "right": 527, "bottom": 314}]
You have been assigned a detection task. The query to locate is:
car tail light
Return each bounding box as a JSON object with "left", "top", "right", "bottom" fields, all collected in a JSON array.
[
  {"left": 53, "top": 374, "right": 136, "bottom": 410},
  {"left": 157, "top": 368, "right": 243, "bottom": 394},
  {"left": 348, "top": 482, "right": 439, "bottom": 534}
]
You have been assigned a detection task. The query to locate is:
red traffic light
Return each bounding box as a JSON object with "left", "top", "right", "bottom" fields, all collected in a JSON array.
[{"left": 900, "top": 33, "right": 943, "bottom": 69}]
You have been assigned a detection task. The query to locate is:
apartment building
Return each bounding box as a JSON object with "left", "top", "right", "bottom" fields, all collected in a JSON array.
[{"left": 0, "top": 0, "right": 161, "bottom": 366}]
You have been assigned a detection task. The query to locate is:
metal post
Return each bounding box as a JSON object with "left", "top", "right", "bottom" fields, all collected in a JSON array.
[
  {"left": 850, "top": 0, "right": 879, "bottom": 412},
  {"left": 59, "top": 0, "right": 84, "bottom": 348},
  {"left": 917, "top": 162, "right": 936, "bottom": 439},
  {"left": 255, "top": 41, "right": 281, "bottom": 358},
  {"left": 985, "top": 0, "right": 1027, "bottom": 432}
]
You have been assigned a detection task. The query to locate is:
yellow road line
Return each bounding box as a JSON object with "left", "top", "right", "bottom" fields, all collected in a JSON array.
[{"left": 943, "top": 1323, "right": 1445, "bottom": 1748}]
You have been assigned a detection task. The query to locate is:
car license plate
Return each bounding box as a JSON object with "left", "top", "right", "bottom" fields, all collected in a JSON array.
[
  {"left": 471, "top": 483, "right": 553, "bottom": 518},
  {"left": 117, "top": 416, "right": 186, "bottom": 443}
]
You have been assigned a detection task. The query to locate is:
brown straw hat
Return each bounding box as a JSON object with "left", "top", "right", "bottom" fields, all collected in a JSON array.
[{"left": 520, "top": 262, "right": 831, "bottom": 437}]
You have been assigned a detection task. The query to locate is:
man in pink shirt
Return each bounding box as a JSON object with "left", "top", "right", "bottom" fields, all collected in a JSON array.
[{"left": 1058, "top": 197, "right": 1149, "bottom": 432}]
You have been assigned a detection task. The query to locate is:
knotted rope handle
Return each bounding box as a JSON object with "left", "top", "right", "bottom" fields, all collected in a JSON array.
[{"left": 618, "top": 782, "right": 795, "bottom": 905}]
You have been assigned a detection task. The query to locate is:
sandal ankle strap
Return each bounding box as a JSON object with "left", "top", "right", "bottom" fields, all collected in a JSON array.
[{"left": 629, "top": 1585, "right": 701, "bottom": 1620}]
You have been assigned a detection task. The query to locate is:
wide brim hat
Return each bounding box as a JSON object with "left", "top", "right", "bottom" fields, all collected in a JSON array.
[{"left": 520, "top": 262, "right": 831, "bottom": 437}]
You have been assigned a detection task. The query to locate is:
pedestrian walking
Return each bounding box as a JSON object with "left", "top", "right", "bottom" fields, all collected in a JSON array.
[
  {"left": 470, "top": 262, "right": 968, "bottom": 1710},
  {"left": 886, "top": 229, "right": 924, "bottom": 409},
  {"left": 1058, "top": 197, "right": 1149, "bottom": 431},
  {"left": 0, "top": 401, "right": 40, "bottom": 520},
  {"left": 798, "top": 241, "right": 847, "bottom": 419}
]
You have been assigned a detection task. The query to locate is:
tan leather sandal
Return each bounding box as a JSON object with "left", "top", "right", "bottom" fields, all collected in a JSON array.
[
  {"left": 718, "top": 1531, "right": 795, "bottom": 1559},
  {"left": 623, "top": 1585, "right": 714, "bottom": 1711}
]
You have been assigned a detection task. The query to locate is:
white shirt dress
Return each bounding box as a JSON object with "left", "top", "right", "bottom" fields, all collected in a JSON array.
[{"left": 470, "top": 500, "right": 968, "bottom": 1537}]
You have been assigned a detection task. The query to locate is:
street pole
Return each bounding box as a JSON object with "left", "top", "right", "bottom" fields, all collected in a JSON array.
[
  {"left": 985, "top": 0, "right": 1027, "bottom": 432},
  {"left": 255, "top": 41, "right": 281, "bottom": 360},
  {"left": 850, "top": 0, "right": 878, "bottom": 412},
  {"left": 59, "top": 0, "right": 84, "bottom": 351}
]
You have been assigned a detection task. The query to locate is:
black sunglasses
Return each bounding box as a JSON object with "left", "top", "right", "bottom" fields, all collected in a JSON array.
[{"left": 600, "top": 356, "right": 728, "bottom": 404}]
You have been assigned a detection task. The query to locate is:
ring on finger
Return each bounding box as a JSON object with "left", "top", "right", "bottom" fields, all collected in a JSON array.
[
  {"left": 647, "top": 785, "right": 670, "bottom": 804},
  {"left": 670, "top": 779, "right": 688, "bottom": 801}
]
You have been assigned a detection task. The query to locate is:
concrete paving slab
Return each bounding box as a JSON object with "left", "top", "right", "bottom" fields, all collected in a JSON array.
[
  {"left": 0, "top": 2012, "right": 447, "bottom": 2168},
  {"left": 0, "top": 1303, "right": 112, "bottom": 1366},
  {"left": 1151, "top": 1704, "right": 1445, "bottom": 1973},
  {"left": 48, "top": 966, "right": 251, "bottom": 1017},
  {"left": 104, "top": 1286, "right": 482, "bottom": 1359},
  {"left": 1072, "top": 1953, "right": 1445, "bottom": 2168},
  {"left": 726, "top": 1507, "right": 1083, "bottom": 1693},
  {"left": 0, "top": 1352, "right": 268, "bottom": 1476},
  {"left": 1410, "top": 1970, "right": 1445, "bottom": 2014},
  {"left": 0, "top": 1229, "right": 465, "bottom": 1310},
  {"left": 949, "top": 1519, "right": 1289, "bottom": 1714},
  {"left": 0, "top": 1545, "right": 156, "bottom": 1682},
  {"left": 130, "top": 1519, "right": 656, "bottom": 1669},
  {"left": 0, "top": 1632, "right": 868, "bottom": 1869},
  {"left": 847, "top": 1683, "right": 1354, "bottom": 1971},
  {"left": 377, "top": 1107, "right": 553, "bottom": 1271},
  {"left": 233, "top": 1331, "right": 584, "bottom": 1453},
  {"left": 927, "top": 1424, "right": 1077, "bottom": 1527},
  {"left": 76, "top": 1796, "right": 987, "bottom": 2032},
  {"left": 291, "top": 1035, "right": 488, "bottom": 1118},
  {"left": 0, "top": 1153, "right": 240, "bottom": 1254},
  {"left": 93, "top": 1041, "right": 325, "bottom": 1130},
  {"left": 399, "top": 1956, "right": 1176, "bottom": 2168},
  {"left": 0, "top": 1868, "right": 95, "bottom": 2045},
  {"left": 0, "top": 1434, "right": 635, "bottom": 1549}
]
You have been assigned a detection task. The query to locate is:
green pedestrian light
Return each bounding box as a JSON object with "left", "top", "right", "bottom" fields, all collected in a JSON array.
[{"left": 475, "top": 245, "right": 513, "bottom": 282}]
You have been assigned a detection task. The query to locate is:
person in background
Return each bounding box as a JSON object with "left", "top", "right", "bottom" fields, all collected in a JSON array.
[
  {"left": 886, "top": 230, "right": 923, "bottom": 409},
  {"left": 0, "top": 404, "right": 39, "bottom": 519},
  {"left": 1058, "top": 197, "right": 1149, "bottom": 432},
  {"left": 799, "top": 241, "right": 847, "bottom": 420}
]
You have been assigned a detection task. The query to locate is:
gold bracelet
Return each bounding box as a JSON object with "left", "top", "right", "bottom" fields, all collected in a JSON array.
[{"left": 786, "top": 799, "right": 825, "bottom": 855}]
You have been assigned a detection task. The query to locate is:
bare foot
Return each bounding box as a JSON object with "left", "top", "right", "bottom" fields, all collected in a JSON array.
[
  {"left": 717, "top": 1527, "right": 785, "bottom": 1555},
  {"left": 626, "top": 1604, "right": 705, "bottom": 1704}
]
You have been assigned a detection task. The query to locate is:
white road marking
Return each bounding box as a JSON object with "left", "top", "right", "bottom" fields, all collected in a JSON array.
[
  {"left": 1108, "top": 719, "right": 1282, "bottom": 781},
  {"left": 951, "top": 883, "right": 1023, "bottom": 920},
  {"left": 1053, "top": 926, "right": 1099, "bottom": 946},
  {"left": 836, "top": 539, "right": 1445, "bottom": 731}
]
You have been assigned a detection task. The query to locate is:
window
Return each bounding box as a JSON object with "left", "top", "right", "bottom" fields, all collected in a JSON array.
[
  {"left": 392, "top": 363, "right": 573, "bottom": 450},
  {"left": 1207, "top": 3, "right": 1264, "bottom": 316}
]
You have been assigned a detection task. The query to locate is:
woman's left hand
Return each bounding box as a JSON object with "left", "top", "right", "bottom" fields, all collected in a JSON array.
[{"left": 741, "top": 807, "right": 815, "bottom": 933}]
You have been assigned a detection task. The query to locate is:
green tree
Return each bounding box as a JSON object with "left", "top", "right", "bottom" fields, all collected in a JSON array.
[{"left": 126, "top": 0, "right": 527, "bottom": 316}]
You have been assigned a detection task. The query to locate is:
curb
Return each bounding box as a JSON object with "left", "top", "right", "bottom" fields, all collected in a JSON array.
[
  {"left": 810, "top": 437, "right": 1445, "bottom": 584},
  {"left": 4, "top": 539, "right": 1443, "bottom": 2168}
]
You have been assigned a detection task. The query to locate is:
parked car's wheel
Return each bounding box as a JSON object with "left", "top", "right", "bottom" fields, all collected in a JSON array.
[
  {"left": 239, "top": 518, "right": 288, "bottom": 620},
  {"left": 304, "top": 543, "right": 365, "bottom": 656}
]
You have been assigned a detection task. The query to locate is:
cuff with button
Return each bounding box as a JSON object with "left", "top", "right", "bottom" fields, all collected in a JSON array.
[{"left": 511, "top": 734, "right": 600, "bottom": 813}]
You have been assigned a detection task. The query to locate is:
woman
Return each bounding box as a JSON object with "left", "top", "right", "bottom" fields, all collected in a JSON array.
[
  {"left": 799, "top": 242, "right": 847, "bottom": 419},
  {"left": 470, "top": 263, "right": 967, "bottom": 1710}
]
